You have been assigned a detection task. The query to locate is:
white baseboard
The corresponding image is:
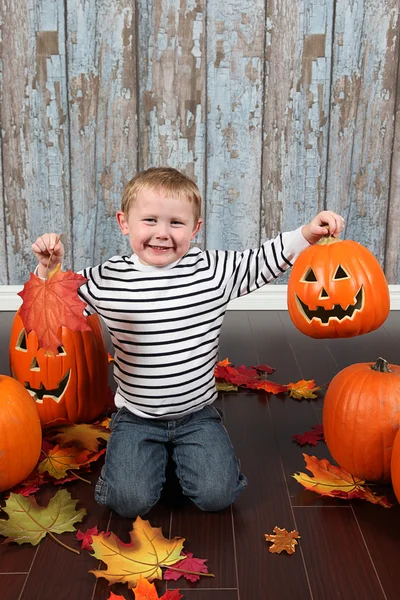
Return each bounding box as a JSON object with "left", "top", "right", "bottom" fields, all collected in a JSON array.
[{"left": 2, "top": 284, "right": 400, "bottom": 311}]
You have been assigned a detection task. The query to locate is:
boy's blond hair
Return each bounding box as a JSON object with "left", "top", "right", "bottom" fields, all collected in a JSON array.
[{"left": 121, "top": 167, "right": 202, "bottom": 223}]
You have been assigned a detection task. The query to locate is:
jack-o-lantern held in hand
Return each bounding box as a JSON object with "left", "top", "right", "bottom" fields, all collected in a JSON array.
[
  {"left": 9, "top": 312, "right": 109, "bottom": 426},
  {"left": 287, "top": 237, "right": 390, "bottom": 338}
]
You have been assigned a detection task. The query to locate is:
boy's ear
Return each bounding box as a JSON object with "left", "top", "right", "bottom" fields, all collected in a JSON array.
[
  {"left": 191, "top": 218, "right": 203, "bottom": 240},
  {"left": 116, "top": 210, "right": 129, "bottom": 235}
]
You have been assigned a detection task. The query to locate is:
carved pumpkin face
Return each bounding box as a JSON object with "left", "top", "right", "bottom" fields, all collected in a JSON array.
[
  {"left": 287, "top": 238, "right": 390, "bottom": 338},
  {"left": 9, "top": 312, "right": 109, "bottom": 426}
]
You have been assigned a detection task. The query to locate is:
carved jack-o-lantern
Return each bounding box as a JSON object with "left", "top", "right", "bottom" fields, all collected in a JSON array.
[
  {"left": 287, "top": 237, "right": 390, "bottom": 338},
  {"left": 9, "top": 312, "right": 109, "bottom": 426}
]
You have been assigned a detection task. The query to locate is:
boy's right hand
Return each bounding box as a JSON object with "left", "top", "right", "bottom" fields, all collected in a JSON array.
[{"left": 32, "top": 234, "right": 65, "bottom": 278}]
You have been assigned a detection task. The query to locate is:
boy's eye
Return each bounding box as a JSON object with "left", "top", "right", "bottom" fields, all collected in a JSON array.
[
  {"left": 144, "top": 218, "right": 156, "bottom": 223},
  {"left": 171, "top": 221, "right": 183, "bottom": 225}
]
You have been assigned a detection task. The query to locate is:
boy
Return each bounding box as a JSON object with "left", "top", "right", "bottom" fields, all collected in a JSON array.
[{"left": 33, "top": 167, "right": 344, "bottom": 518}]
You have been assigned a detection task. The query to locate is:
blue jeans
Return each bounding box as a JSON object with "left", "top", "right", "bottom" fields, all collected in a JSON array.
[{"left": 95, "top": 404, "right": 247, "bottom": 518}]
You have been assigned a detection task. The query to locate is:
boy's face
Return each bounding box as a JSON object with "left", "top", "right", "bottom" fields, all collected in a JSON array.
[{"left": 116, "top": 186, "right": 202, "bottom": 267}]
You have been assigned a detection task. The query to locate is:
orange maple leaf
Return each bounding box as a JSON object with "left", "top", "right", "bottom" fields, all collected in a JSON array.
[
  {"left": 265, "top": 526, "right": 300, "bottom": 554},
  {"left": 18, "top": 264, "right": 90, "bottom": 355},
  {"left": 286, "top": 379, "right": 322, "bottom": 399},
  {"left": 293, "top": 454, "right": 392, "bottom": 508},
  {"left": 89, "top": 517, "right": 185, "bottom": 588},
  {"left": 107, "top": 592, "right": 130, "bottom": 600},
  {"left": 38, "top": 445, "right": 91, "bottom": 479},
  {"left": 134, "top": 576, "right": 183, "bottom": 599}
]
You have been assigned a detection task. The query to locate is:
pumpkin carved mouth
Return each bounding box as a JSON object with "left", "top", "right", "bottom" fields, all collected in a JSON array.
[
  {"left": 24, "top": 370, "right": 71, "bottom": 404},
  {"left": 295, "top": 286, "right": 364, "bottom": 324}
]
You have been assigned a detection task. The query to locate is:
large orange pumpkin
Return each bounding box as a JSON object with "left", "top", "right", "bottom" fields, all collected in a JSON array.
[
  {"left": 9, "top": 312, "right": 109, "bottom": 426},
  {"left": 287, "top": 237, "right": 389, "bottom": 338},
  {"left": 390, "top": 428, "right": 400, "bottom": 503},
  {"left": 323, "top": 358, "right": 400, "bottom": 482},
  {"left": 0, "top": 375, "right": 42, "bottom": 491}
]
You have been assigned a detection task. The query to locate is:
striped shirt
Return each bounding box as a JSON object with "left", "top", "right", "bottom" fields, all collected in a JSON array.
[{"left": 78, "top": 227, "right": 309, "bottom": 419}]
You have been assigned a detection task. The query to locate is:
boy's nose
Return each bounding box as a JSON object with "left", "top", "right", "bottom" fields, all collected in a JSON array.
[{"left": 155, "top": 225, "right": 169, "bottom": 239}]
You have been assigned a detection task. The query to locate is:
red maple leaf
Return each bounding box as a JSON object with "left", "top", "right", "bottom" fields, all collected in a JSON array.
[
  {"left": 76, "top": 526, "right": 99, "bottom": 552},
  {"left": 18, "top": 265, "right": 90, "bottom": 355},
  {"left": 252, "top": 363, "right": 275, "bottom": 374},
  {"left": 293, "top": 424, "right": 324, "bottom": 446},
  {"left": 164, "top": 552, "right": 209, "bottom": 582}
]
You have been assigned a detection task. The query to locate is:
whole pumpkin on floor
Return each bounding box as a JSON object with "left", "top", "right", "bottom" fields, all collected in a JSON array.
[
  {"left": 323, "top": 357, "right": 400, "bottom": 483},
  {"left": 0, "top": 375, "right": 42, "bottom": 492}
]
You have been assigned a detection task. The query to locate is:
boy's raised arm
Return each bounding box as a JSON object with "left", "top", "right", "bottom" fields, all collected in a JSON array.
[{"left": 32, "top": 233, "right": 65, "bottom": 279}]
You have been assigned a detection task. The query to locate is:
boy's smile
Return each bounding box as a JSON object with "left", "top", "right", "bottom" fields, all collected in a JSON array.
[{"left": 116, "top": 187, "right": 202, "bottom": 267}]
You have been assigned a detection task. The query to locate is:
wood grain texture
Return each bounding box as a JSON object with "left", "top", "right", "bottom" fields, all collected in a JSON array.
[
  {"left": 1, "top": 0, "right": 400, "bottom": 283},
  {"left": 138, "top": 0, "right": 206, "bottom": 248},
  {"left": 1, "top": 0, "right": 72, "bottom": 282},
  {"left": 326, "top": 0, "right": 399, "bottom": 265},
  {"left": 71, "top": 0, "right": 137, "bottom": 269},
  {"left": 385, "top": 49, "right": 400, "bottom": 283},
  {"left": 0, "top": 133, "right": 6, "bottom": 285},
  {"left": 263, "top": 0, "right": 334, "bottom": 239},
  {"left": 205, "top": 0, "right": 265, "bottom": 250}
]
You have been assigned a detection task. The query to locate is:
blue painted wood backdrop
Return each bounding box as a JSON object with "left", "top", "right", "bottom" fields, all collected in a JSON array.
[{"left": 1, "top": 0, "right": 399, "bottom": 285}]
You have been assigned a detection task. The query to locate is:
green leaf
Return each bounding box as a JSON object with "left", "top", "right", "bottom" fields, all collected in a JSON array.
[{"left": 0, "top": 489, "right": 86, "bottom": 547}]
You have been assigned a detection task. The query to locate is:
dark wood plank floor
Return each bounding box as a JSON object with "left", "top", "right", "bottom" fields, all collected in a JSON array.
[{"left": 1, "top": 309, "right": 400, "bottom": 600}]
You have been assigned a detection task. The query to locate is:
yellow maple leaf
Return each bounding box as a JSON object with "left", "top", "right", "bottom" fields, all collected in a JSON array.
[
  {"left": 265, "top": 526, "right": 300, "bottom": 554},
  {"left": 89, "top": 516, "right": 185, "bottom": 588},
  {"left": 216, "top": 381, "right": 238, "bottom": 391},
  {"left": 38, "top": 445, "right": 90, "bottom": 479},
  {"left": 286, "top": 379, "right": 322, "bottom": 399},
  {"left": 46, "top": 423, "right": 110, "bottom": 452},
  {"left": 293, "top": 454, "right": 392, "bottom": 508}
]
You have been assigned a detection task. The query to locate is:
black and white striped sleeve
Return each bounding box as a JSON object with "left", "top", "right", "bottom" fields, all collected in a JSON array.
[{"left": 228, "top": 227, "right": 310, "bottom": 299}]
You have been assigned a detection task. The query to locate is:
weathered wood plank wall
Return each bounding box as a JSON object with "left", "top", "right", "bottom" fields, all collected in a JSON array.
[{"left": 0, "top": 0, "right": 399, "bottom": 285}]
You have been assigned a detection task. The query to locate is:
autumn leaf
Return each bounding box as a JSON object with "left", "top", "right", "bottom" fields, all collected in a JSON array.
[
  {"left": 38, "top": 445, "right": 91, "bottom": 479},
  {"left": 293, "top": 424, "right": 324, "bottom": 446},
  {"left": 0, "top": 489, "right": 86, "bottom": 553},
  {"left": 265, "top": 526, "right": 300, "bottom": 554},
  {"left": 253, "top": 380, "right": 287, "bottom": 394},
  {"left": 18, "top": 264, "right": 90, "bottom": 355},
  {"left": 252, "top": 363, "right": 275, "bottom": 374},
  {"left": 107, "top": 593, "right": 128, "bottom": 600},
  {"left": 215, "top": 382, "right": 238, "bottom": 392},
  {"left": 89, "top": 516, "right": 185, "bottom": 588},
  {"left": 76, "top": 526, "right": 99, "bottom": 552},
  {"left": 293, "top": 454, "right": 392, "bottom": 508},
  {"left": 164, "top": 552, "right": 210, "bottom": 582},
  {"left": 134, "top": 577, "right": 183, "bottom": 599},
  {"left": 287, "top": 379, "right": 322, "bottom": 399},
  {"left": 46, "top": 423, "right": 110, "bottom": 452}
]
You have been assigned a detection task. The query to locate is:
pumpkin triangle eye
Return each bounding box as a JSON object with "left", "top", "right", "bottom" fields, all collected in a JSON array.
[
  {"left": 16, "top": 329, "right": 28, "bottom": 351},
  {"left": 333, "top": 265, "right": 349, "bottom": 280},
  {"left": 303, "top": 268, "right": 318, "bottom": 282},
  {"left": 57, "top": 346, "right": 66, "bottom": 356}
]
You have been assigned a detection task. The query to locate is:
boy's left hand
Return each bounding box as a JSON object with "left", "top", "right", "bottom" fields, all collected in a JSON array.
[{"left": 301, "top": 211, "right": 345, "bottom": 245}]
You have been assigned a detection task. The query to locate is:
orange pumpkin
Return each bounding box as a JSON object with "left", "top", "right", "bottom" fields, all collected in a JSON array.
[
  {"left": 323, "top": 358, "right": 400, "bottom": 482},
  {"left": 0, "top": 375, "right": 42, "bottom": 491},
  {"left": 390, "top": 428, "right": 400, "bottom": 503},
  {"left": 287, "top": 237, "right": 389, "bottom": 338},
  {"left": 9, "top": 312, "right": 109, "bottom": 426}
]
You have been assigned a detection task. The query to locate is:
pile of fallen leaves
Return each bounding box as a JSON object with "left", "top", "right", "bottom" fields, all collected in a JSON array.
[{"left": 215, "top": 358, "right": 322, "bottom": 399}]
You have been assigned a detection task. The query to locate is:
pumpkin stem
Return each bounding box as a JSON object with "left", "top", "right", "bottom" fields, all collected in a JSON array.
[
  {"left": 317, "top": 236, "right": 342, "bottom": 246},
  {"left": 371, "top": 357, "right": 392, "bottom": 373}
]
